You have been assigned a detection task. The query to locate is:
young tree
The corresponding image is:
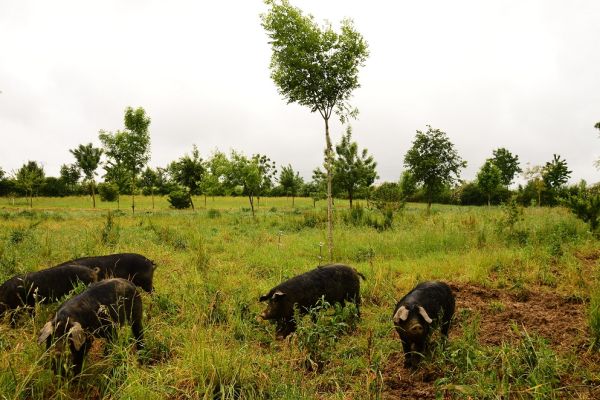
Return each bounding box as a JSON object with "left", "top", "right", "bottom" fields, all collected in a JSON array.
[
  {"left": 199, "top": 150, "right": 229, "bottom": 204},
  {"left": 59, "top": 163, "right": 81, "bottom": 195},
  {"left": 404, "top": 126, "right": 466, "bottom": 212},
  {"left": 99, "top": 106, "right": 151, "bottom": 214},
  {"left": 332, "top": 126, "right": 378, "bottom": 208},
  {"left": 140, "top": 167, "right": 159, "bottom": 209},
  {"left": 491, "top": 148, "right": 522, "bottom": 187},
  {"left": 543, "top": 154, "right": 572, "bottom": 191},
  {"left": 169, "top": 145, "right": 205, "bottom": 210},
  {"left": 225, "top": 151, "right": 261, "bottom": 217},
  {"left": 262, "top": 0, "right": 369, "bottom": 260},
  {"left": 477, "top": 159, "right": 502, "bottom": 206},
  {"left": 253, "top": 153, "right": 277, "bottom": 208},
  {"left": 15, "top": 161, "right": 45, "bottom": 207},
  {"left": 70, "top": 143, "right": 102, "bottom": 208},
  {"left": 399, "top": 170, "right": 417, "bottom": 199},
  {"left": 279, "top": 164, "right": 304, "bottom": 206},
  {"left": 522, "top": 164, "right": 545, "bottom": 206}
]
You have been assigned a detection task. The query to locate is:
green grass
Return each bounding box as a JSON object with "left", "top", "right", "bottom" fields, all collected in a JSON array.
[{"left": 0, "top": 196, "right": 599, "bottom": 399}]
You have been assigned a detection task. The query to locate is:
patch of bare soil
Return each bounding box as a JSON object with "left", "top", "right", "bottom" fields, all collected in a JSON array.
[{"left": 383, "top": 282, "right": 597, "bottom": 399}]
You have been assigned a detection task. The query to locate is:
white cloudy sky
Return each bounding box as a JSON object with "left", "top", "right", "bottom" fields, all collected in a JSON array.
[{"left": 1, "top": 0, "right": 599, "bottom": 185}]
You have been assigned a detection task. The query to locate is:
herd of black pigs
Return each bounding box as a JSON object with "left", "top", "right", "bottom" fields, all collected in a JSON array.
[{"left": 0, "top": 253, "right": 456, "bottom": 375}]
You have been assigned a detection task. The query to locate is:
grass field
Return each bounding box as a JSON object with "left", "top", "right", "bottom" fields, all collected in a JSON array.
[{"left": 0, "top": 196, "right": 599, "bottom": 399}]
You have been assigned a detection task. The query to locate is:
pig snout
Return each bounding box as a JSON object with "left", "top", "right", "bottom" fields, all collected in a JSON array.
[{"left": 408, "top": 322, "right": 424, "bottom": 335}]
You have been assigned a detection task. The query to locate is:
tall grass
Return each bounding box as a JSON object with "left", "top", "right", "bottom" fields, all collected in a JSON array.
[{"left": 0, "top": 197, "right": 598, "bottom": 398}]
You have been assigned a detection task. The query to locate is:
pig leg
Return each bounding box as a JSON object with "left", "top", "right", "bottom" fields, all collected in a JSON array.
[
  {"left": 401, "top": 340, "right": 413, "bottom": 368},
  {"left": 70, "top": 339, "right": 91, "bottom": 376},
  {"left": 131, "top": 297, "right": 144, "bottom": 350}
]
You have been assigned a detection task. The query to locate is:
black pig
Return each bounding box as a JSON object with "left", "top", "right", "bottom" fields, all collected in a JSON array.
[
  {"left": 37, "top": 278, "right": 144, "bottom": 376},
  {"left": 0, "top": 264, "right": 99, "bottom": 322},
  {"left": 392, "top": 281, "right": 455, "bottom": 368},
  {"left": 54, "top": 253, "right": 156, "bottom": 292},
  {"left": 259, "top": 264, "right": 365, "bottom": 339}
]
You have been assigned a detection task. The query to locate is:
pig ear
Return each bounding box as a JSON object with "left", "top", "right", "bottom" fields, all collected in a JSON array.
[
  {"left": 272, "top": 291, "right": 286, "bottom": 300},
  {"left": 259, "top": 293, "right": 270, "bottom": 302},
  {"left": 69, "top": 322, "right": 86, "bottom": 351},
  {"left": 393, "top": 306, "right": 409, "bottom": 323},
  {"left": 38, "top": 321, "right": 54, "bottom": 344},
  {"left": 93, "top": 267, "right": 101, "bottom": 276},
  {"left": 418, "top": 306, "right": 433, "bottom": 324}
]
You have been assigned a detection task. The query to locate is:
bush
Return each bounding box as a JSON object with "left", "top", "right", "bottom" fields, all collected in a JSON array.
[
  {"left": 370, "top": 182, "right": 404, "bottom": 211},
  {"left": 565, "top": 192, "right": 600, "bottom": 233},
  {"left": 590, "top": 287, "right": 600, "bottom": 349},
  {"left": 98, "top": 182, "right": 119, "bottom": 202},
  {"left": 168, "top": 190, "right": 192, "bottom": 209}
]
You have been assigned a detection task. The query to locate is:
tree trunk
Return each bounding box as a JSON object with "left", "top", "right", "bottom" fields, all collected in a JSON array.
[
  {"left": 487, "top": 194, "right": 491, "bottom": 207},
  {"left": 292, "top": 195, "right": 295, "bottom": 207},
  {"left": 131, "top": 176, "right": 136, "bottom": 215},
  {"left": 324, "top": 117, "right": 334, "bottom": 261},
  {"left": 204, "top": 195, "right": 207, "bottom": 207},
  {"left": 257, "top": 196, "right": 261, "bottom": 210},
  {"left": 151, "top": 187, "right": 155, "bottom": 210},
  {"left": 190, "top": 194, "right": 195, "bottom": 210},
  {"left": 349, "top": 191, "right": 353, "bottom": 209},
  {"left": 29, "top": 190, "right": 33, "bottom": 208},
  {"left": 249, "top": 195, "right": 255, "bottom": 217},
  {"left": 91, "top": 180, "right": 96, "bottom": 208},
  {"left": 427, "top": 191, "right": 432, "bottom": 214},
  {"left": 538, "top": 190, "right": 541, "bottom": 207}
]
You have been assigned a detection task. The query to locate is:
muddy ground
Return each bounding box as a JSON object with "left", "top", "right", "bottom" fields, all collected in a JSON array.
[{"left": 383, "top": 282, "right": 600, "bottom": 399}]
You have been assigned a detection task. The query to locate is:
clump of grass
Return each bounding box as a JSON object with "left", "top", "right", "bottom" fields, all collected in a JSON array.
[
  {"left": 101, "top": 211, "right": 119, "bottom": 246},
  {"left": 207, "top": 208, "right": 221, "bottom": 219},
  {"left": 589, "top": 286, "right": 600, "bottom": 349}
]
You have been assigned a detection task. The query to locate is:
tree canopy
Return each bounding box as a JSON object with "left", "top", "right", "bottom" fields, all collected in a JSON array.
[
  {"left": 70, "top": 143, "right": 102, "bottom": 207},
  {"left": 543, "top": 154, "right": 571, "bottom": 191},
  {"left": 404, "top": 125, "right": 466, "bottom": 211},
  {"left": 477, "top": 159, "right": 502, "bottom": 206},
  {"left": 279, "top": 164, "right": 304, "bottom": 206},
  {"left": 16, "top": 161, "right": 45, "bottom": 207},
  {"left": 491, "top": 148, "right": 521, "bottom": 187},
  {"left": 169, "top": 145, "right": 205, "bottom": 209}
]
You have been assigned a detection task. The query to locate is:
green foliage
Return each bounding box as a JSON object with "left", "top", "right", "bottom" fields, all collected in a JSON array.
[
  {"left": 97, "top": 182, "right": 119, "bottom": 202},
  {"left": 261, "top": 0, "right": 369, "bottom": 122},
  {"left": 477, "top": 159, "right": 502, "bottom": 206},
  {"left": 167, "top": 189, "right": 192, "bottom": 209},
  {"left": 101, "top": 211, "right": 119, "bottom": 246},
  {"left": 15, "top": 161, "right": 45, "bottom": 206},
  {"left": 168, "top": 145, "right": 205, "bottom": 209},
  {"left": 590, "top": 286, "right": 600, "bottom": 349},
  {"left": 543, "top": 154, "right": 572, "bottom": 191},
  {"left": 404, "top": 125, "right": 466, "bottom": 209},
  {"left": 399, "top": 170, "right": 417, "bottom": 198},
  {"left": 70, "top": 143, "right": 102, "bottom": 182},
  {"left": 371, "top": 182, "right": 404, "bottom": 211},
  {"left": 565, "top": 190, "right": 600, "bottom": 232},
  {"left": 491, "top": 148, "right": 522, "bottom": 187},
  {"left": 207, "top": 209, "right": 221, "bottom": 219},
  {"left": 279, "top": 164, "right": 304, "bottom": 202},
  {"left": 99, "top": 106, "right": 151, "bottom": 212},
  {"left": 295, "top": 298, "right": 359, "bottom": 371},
  {"left": 332, "top": 126, "right": 378, "bottom": 207}
]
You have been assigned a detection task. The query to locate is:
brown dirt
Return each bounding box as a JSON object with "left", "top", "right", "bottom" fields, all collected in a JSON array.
[{"left": 382, "top": 282, "right": 597, "bottom": 399}]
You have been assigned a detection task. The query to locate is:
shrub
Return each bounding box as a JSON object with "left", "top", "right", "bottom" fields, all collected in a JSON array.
[
  {"left": 370, "top": 182, "right": 404, "bottom": 211},
  {"left": 101, "top": 211, "right": 119, "bottom": 246},
  {"left": 207, "top": 209, "right": 221, "bottom": 219},
  {"left": 294, "top": 298, "right": 359, "bottom": 371},
  {"left": 590, "top": 286, "right": 600, "bottom": 349},
  {"left": 167, "top": 190, "right": 192, "bottom": 209},
  {"left": 565, "top": 192, "right": 600, "bottom": 233},
  {"left": 98, "top": 182, "right": 119, "bottom": 202}
]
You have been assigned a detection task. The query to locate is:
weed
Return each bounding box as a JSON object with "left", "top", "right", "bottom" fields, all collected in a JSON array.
[{"left": 101, "top": 211, "right": 119, "bottom": 246}]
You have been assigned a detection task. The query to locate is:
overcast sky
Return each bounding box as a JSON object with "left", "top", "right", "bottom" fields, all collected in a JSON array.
[{"left": 1, "top": 0, "right": 599, "bottom": 185}]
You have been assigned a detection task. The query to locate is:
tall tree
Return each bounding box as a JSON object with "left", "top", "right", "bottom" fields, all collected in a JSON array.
[
  {"left": 169, "top": 145, "right": 205, "bottom": 210},
  {"left": 279, "top": 164, "right": 304, "bottom": 206},
  {"left": 70, "top": 143, "right": 102, "bottom": 208},
  {"left": 477, "top": 159, "right": 502, "bottom": 206},
  {"left": 15, "top": 161, "right": 45, "bottom": 207},
  {"left": 404, "top": 125, "right": 466, "bottom": 212},
  {"left": 99, "top": 107, "right": 151, "bottom": 214},
  {"left": 491, "top": 148, "right": 522, "bottom": 187},
  {"left": 543, "top": 154, "right": 572, "bottom": 191},
  {"left": 262, "top": 0, "right": 369, "bottom": 260},
  {"left": 332, "top": 126, "right": 378, "bottom": 208}
]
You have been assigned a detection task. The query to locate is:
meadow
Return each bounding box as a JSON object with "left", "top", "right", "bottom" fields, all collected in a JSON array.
[{"left": 0, "top": 195, "right": 599, "bottom": 399}]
